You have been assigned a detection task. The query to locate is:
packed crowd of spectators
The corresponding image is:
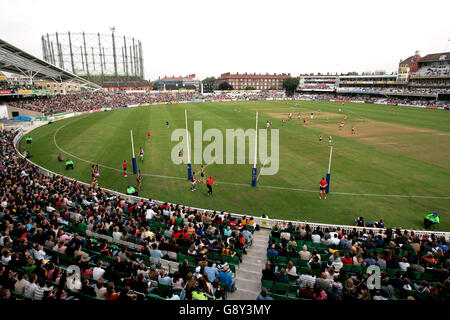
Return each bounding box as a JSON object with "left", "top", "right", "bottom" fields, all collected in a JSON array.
[
  {"left": 0, "top": 128, "right": 256, "bottom": 300},
  {"left": 381, "top": 87, "right": 450, "bottom": 95},
  {"left": 0, "top": 80, "right": 41, "bottom": 92},
  {"left": 4, "top": 91, "right": 203, "bottom": 114},
  {"left": 2, "top": 90, "right": 287, "bottom": 115},
  {"left": 414, "top": 65, "right": 450, "bottom": 77},
  {"left": 295, "top": 93, "right": 450, "bottom": 108},
  {"left": 258, "top": 222, "right": 450, "bottom": 301},
  {"left": 203, "top": 91, "right": 286, "bottom": 101},
  {"left": 298, "top": 84, "right": 335, "bottom": 91},
  {"left": 302, "top": 86, "right": 450, "bottom": 95}
]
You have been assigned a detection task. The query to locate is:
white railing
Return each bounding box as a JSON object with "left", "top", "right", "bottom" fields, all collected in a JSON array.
[{"left": 11, "top": 108, "right": 450, "bottom": 241}]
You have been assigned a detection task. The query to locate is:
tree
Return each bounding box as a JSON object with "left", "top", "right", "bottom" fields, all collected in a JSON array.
[
  {"left": 202, "top": 76, "right": 216, "bottom": 84},
  {"left": 148, "top": 81, "right": 159, "bottom": 91},
  {"left": 218, "top": 81, "right": 233, "bottom": 90},
  {"left": 202, "top": 76, "right": 216, "bottom": 93},
  {"left": 282, "top": 77, "right": 300, "bottom": 96}
]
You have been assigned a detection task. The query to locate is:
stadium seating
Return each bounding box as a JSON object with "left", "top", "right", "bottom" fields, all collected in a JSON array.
[
  {"left": 0, "top": 128, "right": 257, "bottom": 300},
  {"left": 258, "top": 224, "right": 450, "bottom": 301}
]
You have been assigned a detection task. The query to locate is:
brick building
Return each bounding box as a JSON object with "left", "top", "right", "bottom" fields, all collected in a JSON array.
[
  {"left": 215, "top": 72, "right": 290, "bottom": 90},
  {"left": 102, "top": 80, "right": 153, "bottom": 92},
  {"left": 397, "top": 51, "right": 421, "bottom": 82}
]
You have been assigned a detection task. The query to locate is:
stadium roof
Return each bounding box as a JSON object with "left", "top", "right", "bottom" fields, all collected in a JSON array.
[
  {"left": 0, "top": 38, "right": 101, "bottom": 90},
  {"left": 419, "top": 52, "right": 450, "bottom": 63}
]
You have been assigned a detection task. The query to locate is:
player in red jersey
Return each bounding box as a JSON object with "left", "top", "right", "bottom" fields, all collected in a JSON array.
[
  {"left": 147, "top": 130, "right": 151, "bottom": 140},
  {"left": 206, "top": 176, "right": 217, "bottom": 195},
  {"left": 319, "top": 177, "right": 328, "bottom": 199},
  {"left": 123, "top": 160, "right": 127, "bottom": 177}
]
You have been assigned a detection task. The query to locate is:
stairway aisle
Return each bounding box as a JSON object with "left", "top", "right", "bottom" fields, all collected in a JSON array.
[{"left": 228, "top": 228, "right": 270, "bottom": 300}]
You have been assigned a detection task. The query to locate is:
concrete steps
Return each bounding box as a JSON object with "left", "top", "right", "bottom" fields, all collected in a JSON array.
[{"left": 228, "top": 228, "right": 270, "bottom": 300}]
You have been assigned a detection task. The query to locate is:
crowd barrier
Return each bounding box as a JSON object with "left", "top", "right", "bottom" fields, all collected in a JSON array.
[{"left": 12, "top": 125, "right": 450, "bottom": 241}]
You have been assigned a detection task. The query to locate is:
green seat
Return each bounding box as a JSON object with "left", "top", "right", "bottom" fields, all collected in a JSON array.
[
  {"left": 147, "top": 293, "right": 165, "bottom": 300},
  {"left": 320, "top": 254, "right": 329, "bottom": 261},
  {"left": 288, "top": 284, "right": 298, "bottom": 297},
  {"left": 262, "top": 280, "right": 274, "bottom": 292},
  {"left": 311, "top": 268, "right": 322, "bottom": 277},
  {"left": 343, "top": 264, "right": 352, "bottom": 272},
  {"left": 158, "top": 283, "right": 171, "bottom": 296},
  {"left": 287, "top": 295, "right": 300, "bottom": 300},
  {"left": 273, "top": 293, "right": 287, "bottom": 300},
  {"left": 277, "top": 256, "right": 288, "bottom": 264},
  {"left": 352, "top": 265, "right": 363, "bottom": 273},
  {"left": 413, "top": 272, "right": 422, "bottom": 281},
  {"left": 274, "top": 282, "right": 289, "bottom": 294},
  {"left": 228, "top": 256, "right": 240, "bottom": 266},
  {"left": 177, "top": 253, "right": 187, "bottom": 263},
  {"left": 299, "top": 260, "right": 308, "bottom": 267},
  {"left": 422, "top": 272, "right": 434, "bottom": 281},
  {"left": 288, "top": 274, "right": 299, "bottom": 283},
  {"left": 386, "top": 268, "right": 397, "bottom": 277}
]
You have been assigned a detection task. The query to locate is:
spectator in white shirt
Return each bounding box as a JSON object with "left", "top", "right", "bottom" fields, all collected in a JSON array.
[
  {"left": 92, "top": 260, "right": 105, "bottom": 280},
  {"left": 311, "top": 232, "right": 321, "bottom": 243},
  {"left": 95, "top": 279, "right": 107, "bottom": 300},
  {"left": 1, "top": 250, "right": 12, "bottom": 265},
  {"left": 33, "top": 245, "right": 46, "bottom": 261},
  {"left": 398, "top": 257, "right": 410, "bottom": 272},
  {"left": 112, "top": 227, "right": 123, "bottom": 241},
  {"left": 24, "top": 274, "right": 38, "bottom": 299},
  {"left": 14, "top": 272, "right": 29, "bottom": 295},
  {"left": 297, "top": 269, "right": 316, "bottom": 288},
  {"left": 146, "top": 208, "right": 156, "bottom": 220},
  {"left": 330, "top": 234, "right": 340, "bottom": 246}
]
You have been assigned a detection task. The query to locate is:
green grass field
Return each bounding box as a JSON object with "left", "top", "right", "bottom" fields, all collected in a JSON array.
[{"left": 20, "top": 100, "right": 450, "bottom": 231}]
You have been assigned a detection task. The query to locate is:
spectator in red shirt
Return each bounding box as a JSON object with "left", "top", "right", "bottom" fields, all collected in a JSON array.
[{"left": 341, "top": 252, "right": 353, "bottom": 265}]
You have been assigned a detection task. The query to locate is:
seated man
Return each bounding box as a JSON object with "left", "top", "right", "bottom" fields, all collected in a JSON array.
[
  {"left": 355, "top": 216, "right": 365, "bottom": 227},
  {"left": 58, "top": 153, "right": 65, "bottom": 162},
  {"left": 23, "top": 150, "right": 31, "bottom": 159},
  {"left": 65, "top": 159, "right": 74, "bottom": 169},
  {"left": 126, "top": 185, "right": 138, "bottom": 196},
  {"left": 423, "top": 212, "right": 439, "bottom": 229},
  {"left": 374, "top": 218, "right": 385, "bottom": 228}
]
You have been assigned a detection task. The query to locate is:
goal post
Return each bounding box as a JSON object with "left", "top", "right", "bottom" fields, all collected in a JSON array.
[
  {"left": 326, "top": 145, "right": 332, "bottom": 194},
  {"left": 185, "top": 109, "right": 192, "bottom": 181},
  {"left": 251, "top": 111, "right": 258, "bottom": 187},
  {"left": 130, "top": 129, "right": 137, "bottom": 174}
]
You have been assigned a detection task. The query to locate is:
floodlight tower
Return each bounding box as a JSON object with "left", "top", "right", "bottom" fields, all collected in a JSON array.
[{"left": 110, "top": 26, "right": 118, "bottom": 80}]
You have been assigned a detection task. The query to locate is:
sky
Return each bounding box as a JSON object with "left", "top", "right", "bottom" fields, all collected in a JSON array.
[{"left": 1, "top": 0, "right": 449, "bottom": 81}]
